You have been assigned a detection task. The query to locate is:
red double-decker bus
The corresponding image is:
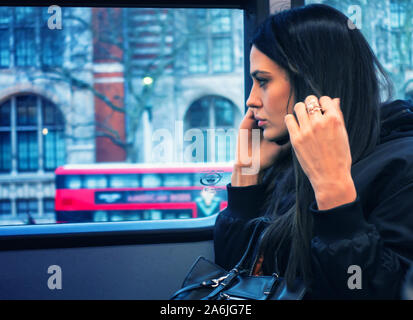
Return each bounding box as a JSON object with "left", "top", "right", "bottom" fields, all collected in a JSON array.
[{"left": 54, "top": 162, "right": 233, "bottom": 223}]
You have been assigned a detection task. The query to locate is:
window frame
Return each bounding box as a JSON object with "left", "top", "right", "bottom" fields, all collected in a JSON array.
[
  {"left": 0, "top": 0, "right": 305, "bottom": 250},
  {"left": 0, "top": 94, "right": 66, "bottom": 173}
]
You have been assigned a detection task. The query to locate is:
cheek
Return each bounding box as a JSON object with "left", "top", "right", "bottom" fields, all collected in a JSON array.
[{"left": 265, "top": 91, "right": 289, "bottom": 119}]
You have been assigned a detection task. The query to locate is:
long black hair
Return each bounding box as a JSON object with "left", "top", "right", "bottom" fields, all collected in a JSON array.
[{"left": 250, "top": 4, "right": 394, "bottom": 291}]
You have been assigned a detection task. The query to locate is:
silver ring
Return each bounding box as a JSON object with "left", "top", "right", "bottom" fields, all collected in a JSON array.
[{"left": 306, "top": 101, "right": 323, "bottom": 115}]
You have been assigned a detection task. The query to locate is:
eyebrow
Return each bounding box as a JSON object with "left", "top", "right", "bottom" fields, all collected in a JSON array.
[{"left": 250, "top": 70, "right": 272, "bottom": 78}]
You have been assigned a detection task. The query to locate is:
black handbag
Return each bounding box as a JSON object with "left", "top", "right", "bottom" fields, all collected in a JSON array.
[{"left": 170, "top": 222, "right": 306, "bottom": 300}]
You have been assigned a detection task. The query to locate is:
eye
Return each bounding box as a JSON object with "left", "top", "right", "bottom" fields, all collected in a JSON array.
[{"left": 255, "top": 77, "right": 268, "bottom": 88}]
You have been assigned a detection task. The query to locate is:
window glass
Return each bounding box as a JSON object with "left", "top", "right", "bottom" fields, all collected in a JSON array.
[
  {"left": 17, "top": 131, "right": 38, "bottom": 171},
  {"left": 188, "top": 39, "right": 208, "bottom": 73},
  {"left": 41, "top": 28, "right": 64, "bottom": 67},
  {"left": 64, "top": 175, "right": 82, "bottom": 189},
  {"left": 0, "top": 7, "right": 10, "bottom": 25},
  {"left": 16, "top": 199, "right": 38, "bottom": 224},
  {"left": 0, "top": 30, "right": 9, "bottom": 68},
  {"left": 306, "top": 0, "right": 413, "bottom": 100},
  {"left": 0, "top": 6, "right": 243, "bottom": 226},
  {"left": 84, "top": 175, "right": 108, "bottom": 189},
  {"left": 163, "top": 173, "right": 192, "bottom": 187},
  {"left": 0, "top": 133, "right": 11, "bottom": 172},
  {"left": 0, "top": 200, "right": 11, "bottom": 215},
  {"left": 15, "top": 7, "right": 36, "bottom": 25},
  {"left": 141, "top": 174, "right": 162, "bottom": 188},
  {"left": 15, "top": 28, "right": 36, "bottom": 67},
  {"left": 212, "top": 37, "right": 232, "bottom": 72},
  {"left": 17, "top": 95, "right": 37, "bottom": 126},
  {"left": 210, "top": 9, "right": 231, "bottom": 34},
  {"left": 43, "top": 198, "right": 55, "bottom": 214},
  {"left": 0, "top": 101, "right": 10, "bottom": 126},
  {"left": 109, "top": 174, "right": 140, "bottom": 188}
]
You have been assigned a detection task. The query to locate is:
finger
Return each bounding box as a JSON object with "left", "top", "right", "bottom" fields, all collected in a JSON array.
[
  {"left": 245, "top": 107, "right": 255, "bottom": 119},
  {"left": 284, "top": 113, "right": 300, "bottom": 142},
  {"left": 304, "top": 95, "right": 320, "bottom": 107},
  {"left": 293, "top": 102, "right": 310, "bottom": 129},
  {"left": 240, "top": 108, "right": 257, "bottom": 129},
  {"left": 305, "top": 95, "right": 323, "bottom": 120},
  {"left": 332, "top": 98, "right": 343, "bottom": 119},
  {"left": 318, "top": 96, "right": 337, "bottom": 115}
]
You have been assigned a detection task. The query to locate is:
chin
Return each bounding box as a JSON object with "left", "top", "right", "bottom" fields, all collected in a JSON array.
[
  {"left": 264, "top": 128, "right": 290, "bottom": 145},
  {"left": 262, "top": 128, "right": 278, "bottom": 140}
]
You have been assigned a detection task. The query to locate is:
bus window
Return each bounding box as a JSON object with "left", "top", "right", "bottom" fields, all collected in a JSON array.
[
  {"left": 141, "top": 174, "right": 162, "bottom": 188},
  {"left": 84, "top": 175, "right": 107, "bottom": 189},
  {"left": 163, "top": 173, "right": 192, "bottom": 187},
  {"left": 0, "top": 4, "right": 244, "bottom": 226},
  {"left": 65, "top": 175, "right": 82, "bottom": 189},
  {"left": 109, "top": 174, "right": 140, "bottom": 188}
]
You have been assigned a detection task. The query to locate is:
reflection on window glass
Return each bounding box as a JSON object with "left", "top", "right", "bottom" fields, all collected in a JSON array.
[
  {"left": 306, "top": 0, "right": 413, "bottom": 100},
  {"left": 0, "top": 6, "right": 243, "bottom": 225}
]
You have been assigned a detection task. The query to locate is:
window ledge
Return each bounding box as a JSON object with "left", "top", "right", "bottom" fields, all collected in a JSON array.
[{"left": 0, "top": 214, "right": 217, "bottom": 250}]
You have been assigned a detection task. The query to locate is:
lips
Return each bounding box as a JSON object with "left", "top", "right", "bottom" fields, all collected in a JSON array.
[{"left": 254, "top": 116, "right": 268, "bottom": 127}]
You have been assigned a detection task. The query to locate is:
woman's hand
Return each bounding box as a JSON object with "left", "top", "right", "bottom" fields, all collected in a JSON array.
[
  {"left": 284, "top": 95, "right": 357, "bottom": 210},
  {"left": 233, "top": 108, "right": 290, "bottom": 186}
]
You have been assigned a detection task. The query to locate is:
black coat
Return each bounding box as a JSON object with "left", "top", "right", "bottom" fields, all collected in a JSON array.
[{"left": 214, "top": 99, "right": 413, "bottom": 299}]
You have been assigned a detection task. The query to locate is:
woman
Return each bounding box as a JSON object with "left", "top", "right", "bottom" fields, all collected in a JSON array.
[{"left": 214, "top": 3, "right": 413, "bottom": 299}]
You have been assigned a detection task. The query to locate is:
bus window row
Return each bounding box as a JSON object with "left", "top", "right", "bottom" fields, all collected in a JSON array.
[{"left": 56, "top": 172, "right": 232, "bottom": 189}]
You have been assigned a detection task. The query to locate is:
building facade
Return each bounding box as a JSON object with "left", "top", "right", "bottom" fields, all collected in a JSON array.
[{"left": 0, "top": 7, "right": 95, "bottom": 224}]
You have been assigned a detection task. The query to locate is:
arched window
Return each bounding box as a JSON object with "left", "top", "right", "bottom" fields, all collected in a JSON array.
[
  {"left": 0, "top": 94, "right": 65, "bottom": 172},
  {"left": 184, "top": 95, "right": 241, "bottom": 163}
]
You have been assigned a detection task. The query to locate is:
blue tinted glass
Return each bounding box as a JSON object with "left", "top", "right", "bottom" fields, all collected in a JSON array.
[
  {"left": 109, "top": 174, "right": 140, "bottom": 188},
  {"left": 84, "top": 175, "right": 108, "bottom": 189}
]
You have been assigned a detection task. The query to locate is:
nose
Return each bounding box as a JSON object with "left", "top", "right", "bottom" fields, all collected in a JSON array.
[{"left": 246, "top": 86, "right": 262, "bottom": 109}]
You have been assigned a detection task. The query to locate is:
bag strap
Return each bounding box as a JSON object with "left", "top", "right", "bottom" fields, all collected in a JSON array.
[{"left": 233, "top": 221, "right": 264, "bottom": 272}]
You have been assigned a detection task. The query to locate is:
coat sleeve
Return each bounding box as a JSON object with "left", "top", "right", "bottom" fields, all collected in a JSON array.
[
  {"left": 213, "top": 182, "right": 268, "bottom": 270},
  {"left": 309, "top": 181, "right": 413, "bottom": 299}
]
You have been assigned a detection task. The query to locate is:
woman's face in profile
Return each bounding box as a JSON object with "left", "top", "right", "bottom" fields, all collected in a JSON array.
[{"left": 247, "top": 45, "right": 295, "bottom": 142}]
